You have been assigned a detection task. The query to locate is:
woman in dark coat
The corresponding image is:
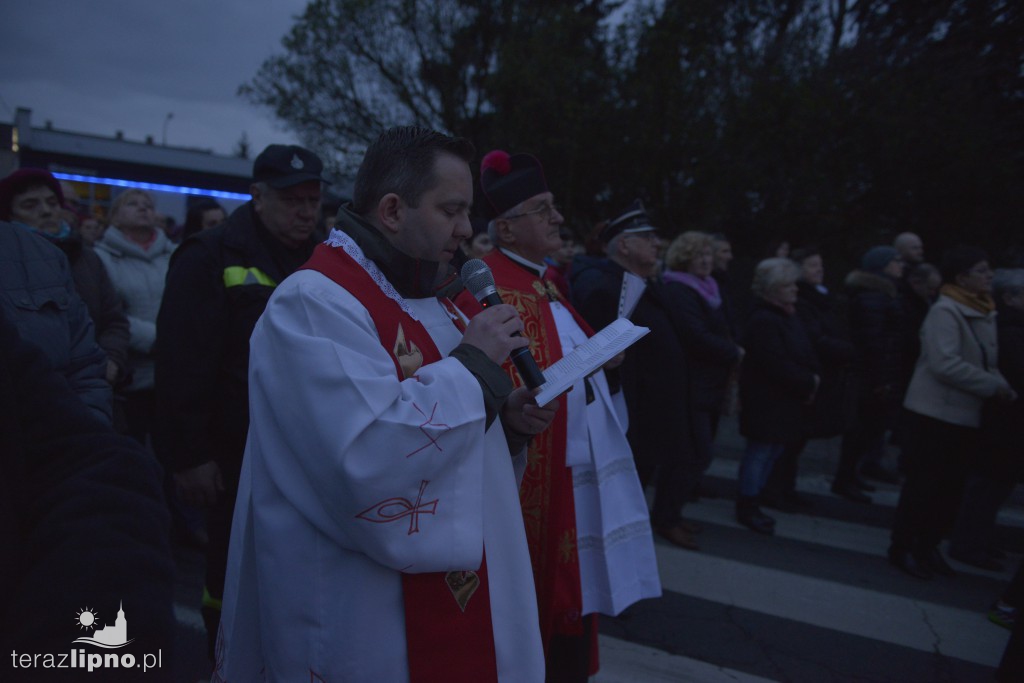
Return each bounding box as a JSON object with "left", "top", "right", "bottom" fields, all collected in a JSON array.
[
  {"left": 833, "top": 246, "right": 910, "bottom": 501},
  {"left": 737, "top": 258, "right": 820, "bottom": 534},
  {"left": 764, "top": 247, "right": 855, "bottom": 510},
  {"left": 662, "top": 231, "right": 744, "bottom": 511}
]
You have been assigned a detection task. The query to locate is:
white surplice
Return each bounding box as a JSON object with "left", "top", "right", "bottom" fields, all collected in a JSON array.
[
  {"left": 549, "top": 301, "right": 662, "bottom": 617},
  {"left": 216, "top": 255, "right": 543, "bottom": 681}
]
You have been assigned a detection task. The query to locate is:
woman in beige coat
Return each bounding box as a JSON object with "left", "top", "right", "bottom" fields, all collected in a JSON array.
[{"left": 888, "top": 246, "right": 1017, "bottom": 580}]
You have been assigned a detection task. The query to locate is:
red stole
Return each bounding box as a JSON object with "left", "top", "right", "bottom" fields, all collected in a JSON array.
[
  {"left": 455, "top": 250, "right": 599, "bottom": 672},
  {"left": 301, "top": 243, "right": 498, "bottom": 683}
]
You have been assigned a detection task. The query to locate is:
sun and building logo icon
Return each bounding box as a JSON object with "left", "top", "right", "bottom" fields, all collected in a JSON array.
[{"left": 72, "top": 601, "right": 134, "bottom": 648}]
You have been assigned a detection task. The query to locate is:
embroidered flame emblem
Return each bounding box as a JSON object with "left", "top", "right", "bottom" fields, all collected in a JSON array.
[
  {"left": 445, "top": 570, "right": 480, "bottom": 612},
  {"left": 394, "top": 323, "right": 423, "bottom": 379}
]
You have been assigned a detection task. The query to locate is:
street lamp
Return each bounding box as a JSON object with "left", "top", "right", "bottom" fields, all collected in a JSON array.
[{"left": 162, "top": 112, "right": 174, "bottom": 146}]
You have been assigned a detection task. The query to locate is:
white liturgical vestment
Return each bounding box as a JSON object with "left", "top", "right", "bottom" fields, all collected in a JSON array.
[{"left": 214, "top": 238, "right": 543, "bottom": 682}]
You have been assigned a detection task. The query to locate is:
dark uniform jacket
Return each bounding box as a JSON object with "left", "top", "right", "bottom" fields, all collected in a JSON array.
[
  {"left": 571, "top": 257, "right": 689, "bottom": 479},
  {"left": 155, "top": 202, "right": 315, "bottom": 477}
]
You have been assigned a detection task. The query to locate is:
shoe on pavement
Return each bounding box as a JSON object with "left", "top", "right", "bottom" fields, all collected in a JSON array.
[
  {"left": 737, "top": 510, "right": 776, "bottom": 535},
  {"left": 888, "top": 548, "right": 933, "bottom": 580},
  {"left": 831, "top": 482, "right": 873, "bottom": 503},
  {"left": 657, "top": 524, "right": 700, "bottom": 551}
]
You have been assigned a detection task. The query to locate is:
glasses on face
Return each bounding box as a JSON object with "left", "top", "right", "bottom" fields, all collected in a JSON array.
[{"left": 505, "top": 202, "right": 560, "bottom": 223}]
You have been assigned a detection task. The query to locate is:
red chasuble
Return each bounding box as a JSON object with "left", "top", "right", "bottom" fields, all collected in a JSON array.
[
  {"left": 455, "top": 249, "right": 599, "bottom": 673},
  {"left": 302, "top": 243, "right": 498, "bottom": 683}
]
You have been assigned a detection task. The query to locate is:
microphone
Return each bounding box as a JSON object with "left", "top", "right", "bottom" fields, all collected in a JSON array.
[{"left": 461, "top": 259, "right": 546, "bottom": 389}]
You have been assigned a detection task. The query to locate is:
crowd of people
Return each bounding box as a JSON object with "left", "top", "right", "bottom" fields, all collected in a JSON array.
[{"left": 1, "top": 125, "right": 1023, "bottom": 679}]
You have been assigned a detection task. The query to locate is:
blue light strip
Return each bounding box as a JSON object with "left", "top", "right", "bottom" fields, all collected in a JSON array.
[{"left": 51, "top": 172, "right": 250, "bottom": 201}]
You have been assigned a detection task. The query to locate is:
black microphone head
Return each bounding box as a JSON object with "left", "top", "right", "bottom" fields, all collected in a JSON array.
[{"left": 461, "top": 259, "right": 496, "bottom": 299}]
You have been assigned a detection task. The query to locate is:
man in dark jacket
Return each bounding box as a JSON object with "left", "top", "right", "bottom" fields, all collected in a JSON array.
[
  {"left": 0, "top": 308, "right": 174, "bottom": 681},
  {"left": 155, "top": 144, "right": 325, "bottom": 658},
  {"left": 571, "top": 201, "right": 699, "bottom": 550}
]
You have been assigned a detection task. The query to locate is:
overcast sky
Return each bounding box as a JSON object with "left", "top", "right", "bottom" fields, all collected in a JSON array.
[{"left": 0, "top": 0, "right": 310, "bottom": 156}]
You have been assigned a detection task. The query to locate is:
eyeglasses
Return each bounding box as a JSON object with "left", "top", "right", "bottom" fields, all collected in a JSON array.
[{"left": 505, "top": 202, "right": 560, "bottom": 223}]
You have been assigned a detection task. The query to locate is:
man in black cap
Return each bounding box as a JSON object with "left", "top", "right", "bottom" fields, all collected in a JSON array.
[
  {"left": 571, "top": 202, "right": 700, "bottom": 551},
  {"left": 154, "top": 143, "right": 325, "bottom": 657}
]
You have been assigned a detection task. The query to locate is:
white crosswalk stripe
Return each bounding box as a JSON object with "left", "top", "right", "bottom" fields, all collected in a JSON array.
[{"left": 586, "top": 445, "right": 1022, "bottom": 681}]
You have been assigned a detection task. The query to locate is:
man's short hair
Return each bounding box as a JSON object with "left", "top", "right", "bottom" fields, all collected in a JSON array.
[{"left": 352, "top": 126, "right": 475, "bottom": 216}]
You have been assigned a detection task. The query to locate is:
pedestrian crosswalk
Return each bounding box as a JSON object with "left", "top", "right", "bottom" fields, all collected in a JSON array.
[
  {"left": 592, "top": 447, "right": 1018, "bottom": 682},
  {"left": 173, "top": 423, "right": 1020, "bottom": 682}
]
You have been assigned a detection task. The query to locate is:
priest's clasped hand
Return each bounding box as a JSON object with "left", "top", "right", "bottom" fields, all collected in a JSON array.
[{"left": 461, "top": 303, "right": 529, "bottom": 364}]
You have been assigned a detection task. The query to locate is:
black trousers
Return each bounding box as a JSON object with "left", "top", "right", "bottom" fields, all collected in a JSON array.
[
  {"left": 890, "top": 411, "right": 976, "bottom": 552},
  {"left": 836, "top": 395, "right": 893, "bottom": 486},
  {"left": 644, "top": 410, "right": 714, "bottom": 529}
]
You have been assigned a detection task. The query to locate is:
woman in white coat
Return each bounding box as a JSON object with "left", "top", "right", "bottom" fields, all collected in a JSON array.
[
  {"left": 94, "top": 189, "right": 175, "bottom": 441},
  {"left": 888, "top": 246, "right": 1016, "bottom": 580}
]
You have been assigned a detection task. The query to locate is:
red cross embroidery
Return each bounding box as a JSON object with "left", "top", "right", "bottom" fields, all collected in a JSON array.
[
  {"left": 355, "top": 480, "right": 439, "bottom": 535},
  {"left": 403, "top": 402, "right": 451, "bottom": 458}
]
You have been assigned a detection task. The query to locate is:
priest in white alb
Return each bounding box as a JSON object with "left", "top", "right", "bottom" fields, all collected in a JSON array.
[{"left": 214, "top": 127, "right": 556, "bottom": 683}]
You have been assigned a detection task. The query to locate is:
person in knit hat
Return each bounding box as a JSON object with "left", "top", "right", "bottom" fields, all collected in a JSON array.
[
  {"left": 456, "top": 150, "right": 661, "bottom": 682},
  {"left": 831, "top": 245, "right": 909, "bottom": 502}
]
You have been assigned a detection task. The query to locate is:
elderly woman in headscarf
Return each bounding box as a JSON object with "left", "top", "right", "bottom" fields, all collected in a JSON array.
[
  {"left": 736, "top": 258, "right": 820, "bottom": 534},
  {"left": 888, "top": 246, "right": 1016, "bottom": 579}
]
